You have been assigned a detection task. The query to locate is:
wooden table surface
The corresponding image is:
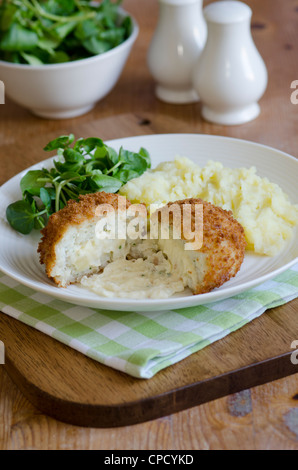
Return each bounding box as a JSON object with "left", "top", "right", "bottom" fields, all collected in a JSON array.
[{"left": 0, "top": 0, "right": 298, "bottom": 450}]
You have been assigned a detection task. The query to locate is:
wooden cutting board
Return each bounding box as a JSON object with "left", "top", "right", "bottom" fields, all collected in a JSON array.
[{"left": 0, "top": 113, "right": 297, "bottom": 428}]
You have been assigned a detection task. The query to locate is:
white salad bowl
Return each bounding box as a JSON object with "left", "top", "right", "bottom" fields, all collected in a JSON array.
[{"left": 0, "top": 10, "right": 138, "bottom": 120}]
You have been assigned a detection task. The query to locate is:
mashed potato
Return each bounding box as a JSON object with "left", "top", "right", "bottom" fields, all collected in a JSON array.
[{"left": 120, "top": 157, "right": 298, "bottom": 256}]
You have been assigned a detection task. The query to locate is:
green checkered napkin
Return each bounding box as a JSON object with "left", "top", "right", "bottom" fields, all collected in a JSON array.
[{"left": 0, "top": 265, "right": 298, "bottom": 379}]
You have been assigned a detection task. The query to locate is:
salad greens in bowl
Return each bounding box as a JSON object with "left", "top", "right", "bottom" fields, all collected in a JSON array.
[
  {"left": 0, "top": 0, "right": 139, "bottom": 118},
  {"left": 0, "top": 0, "right": 133, "bottom": 65}
]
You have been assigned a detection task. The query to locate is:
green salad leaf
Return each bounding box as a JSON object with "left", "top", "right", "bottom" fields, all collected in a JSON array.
[
  {"left": 6, "top": 134, "right": 151, "bottom": 234},
  {"left": 0, "top": 0, "right": 132, "bottom": 65},
  {"left": 6, "top": 199, "right": 48, "bottom": 234}
]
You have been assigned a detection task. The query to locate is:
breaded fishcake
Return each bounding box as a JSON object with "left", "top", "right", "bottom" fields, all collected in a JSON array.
[
  {"left": 156, "top": 198, "right": 246, "bottom": 294},
  {"left": 38, "top": 193, "right": 246, "bottom": 298},
  {"left": 38, "top": 192, "right": 132, "bottom": 287}
]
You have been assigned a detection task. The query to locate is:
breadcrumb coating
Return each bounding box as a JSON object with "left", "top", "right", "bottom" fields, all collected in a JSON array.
[{"left": 163, "top": 198, "right": 246, "bottom": 294}]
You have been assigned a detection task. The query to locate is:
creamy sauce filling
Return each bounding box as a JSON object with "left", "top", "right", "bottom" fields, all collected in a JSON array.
[
  {"left": 80, "top": 239, "right": 187, "bottom": 299},
  {"left": 158, "top": 238, "right": 204, "bottom": 291},
  {"left": 69, "top": 238, "right": 129, "bottom": 273}
]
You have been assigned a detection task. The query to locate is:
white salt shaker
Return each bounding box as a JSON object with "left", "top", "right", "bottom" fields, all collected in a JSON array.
[
  {"left": 147, "top": 0, "right": 207, "bottom": 104},
  {"left": 192, "top": 1, "right": 268, "bottom": 125}
]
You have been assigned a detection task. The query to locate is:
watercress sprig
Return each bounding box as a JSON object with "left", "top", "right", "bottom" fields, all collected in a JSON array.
[
  {"left": 6, "top": 134, "right": 151, "bottom": 235},
  {"left": 0, "top": 0, "right": 132, "bottom": 65}
]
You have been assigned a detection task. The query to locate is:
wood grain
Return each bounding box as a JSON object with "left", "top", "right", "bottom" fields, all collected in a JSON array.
[
  {"left": 0, "top": 0, "right": 298, "bottom": 450},
  {"left": 1, "top": 291, "right": 298, "bottom": 428},
  {"left": 1, "top": 368, "right": 297, "bottom": 450},
  {"left": 0, "top": 112, "right": 297, "bottom": 428}
]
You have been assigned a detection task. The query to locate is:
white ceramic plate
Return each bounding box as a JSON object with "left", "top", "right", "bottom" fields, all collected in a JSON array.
[{"left": 0, "top": 134, "right": 297, "bottom": 312}]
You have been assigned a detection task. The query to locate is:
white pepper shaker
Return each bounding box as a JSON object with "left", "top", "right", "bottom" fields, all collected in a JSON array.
[
  {"left": 147, "top": 0, "right": 207, "bottom": 104},
  {"left": 192, "top": 1, "right": 268, "bottom": 125}
]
